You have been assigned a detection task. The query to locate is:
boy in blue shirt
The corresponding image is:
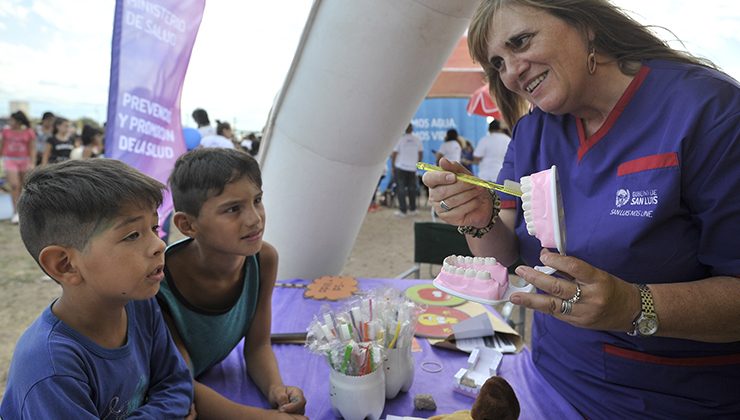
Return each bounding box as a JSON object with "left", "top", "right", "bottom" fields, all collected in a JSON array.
[
  {"left": 0, "top": 159, "right": 194, "bottom": 419},
  {"left": 158, "top": 148, "right": 306, "bottom": 419}
]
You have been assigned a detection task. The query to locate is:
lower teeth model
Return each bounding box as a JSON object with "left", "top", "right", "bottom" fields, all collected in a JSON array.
[
  {"left": 433, "top": 255, "right": 510, "bottom": 304},
  {"left": 519, "top": 165, "right": 566, "bottom": 254}
]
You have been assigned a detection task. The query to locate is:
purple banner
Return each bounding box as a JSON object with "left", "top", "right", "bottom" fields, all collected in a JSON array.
[{"left": 105, "top": 0, "right": 205, "bottom": 236}]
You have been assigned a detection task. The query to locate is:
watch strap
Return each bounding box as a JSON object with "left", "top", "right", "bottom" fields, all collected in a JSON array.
[
  {"left": 637, "top": 284, "right": 655, "bottom": 317},
  {"left": 628, "top": 284, "right": 657, "bottom": 336}
]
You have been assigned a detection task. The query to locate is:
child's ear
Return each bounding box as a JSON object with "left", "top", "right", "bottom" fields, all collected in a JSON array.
[
  {"left": 172, "top": 211, "right": 196, "bottom": 237},
  {"left": 38, "top": 246, "right": 83, "bottom": 286}
]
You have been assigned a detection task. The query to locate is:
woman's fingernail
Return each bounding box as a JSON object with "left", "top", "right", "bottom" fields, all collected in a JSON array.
[
  {"left": 515, "top": 266, "right": 526, "bottom": 276},
  {"left": 445, "top": 173, "right": 455, "bottom": 182},
  {"left": 510, "top": 295, "right": 522, "bottom": 305}
]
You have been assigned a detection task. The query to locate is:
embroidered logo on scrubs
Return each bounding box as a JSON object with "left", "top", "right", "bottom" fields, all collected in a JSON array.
[
  {"left": 615, "top": 189, "right": 630, "bottom": 207},
  {"left": 610, "top": 189, "right": 658, "bottom": 218}
]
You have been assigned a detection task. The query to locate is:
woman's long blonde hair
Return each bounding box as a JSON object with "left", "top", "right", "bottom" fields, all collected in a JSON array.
[{"left": 467, "top": 0, "right": 715, "bottom": 128}]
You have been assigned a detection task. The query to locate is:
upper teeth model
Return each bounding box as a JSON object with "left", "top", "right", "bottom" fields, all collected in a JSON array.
[{"left": 519, "top": 165, "right": 566, "bottom": 254}]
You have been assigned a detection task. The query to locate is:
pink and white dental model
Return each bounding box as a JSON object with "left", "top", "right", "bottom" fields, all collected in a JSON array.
[
  {"left": 433, "top": 255, "right": 533, "bottom": 305},
  {"left": 520, "top": 165, "right": 567, "bottom": 254},
  {"left": 432, "top": 166, "right": 565, "bottom": 304}
]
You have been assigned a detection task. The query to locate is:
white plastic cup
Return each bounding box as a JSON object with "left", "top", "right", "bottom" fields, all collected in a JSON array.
[
  {"left": 329, "top": 367, "right": 385, "bottom": 420},
  {"left": 384, "top": 346, "right": 414, "bottom": 399}
]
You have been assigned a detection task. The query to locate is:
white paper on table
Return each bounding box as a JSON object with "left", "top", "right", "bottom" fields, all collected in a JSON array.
[
  {"left": 451, "top": 313, "right": 495, "bottom": 339},
  {"left": 451, "top": 314, "right": 518, "bottom": 353},
  {"left": 456, "top": 335, "right": 517, "bottom": 354},
  {"left": 428, "top": 302, "right": 524, "bottom": 353}
]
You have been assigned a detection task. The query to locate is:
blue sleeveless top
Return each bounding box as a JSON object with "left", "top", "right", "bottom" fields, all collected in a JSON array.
[{"left": 157, "top": 238, "right": 260, "bottom": 378}]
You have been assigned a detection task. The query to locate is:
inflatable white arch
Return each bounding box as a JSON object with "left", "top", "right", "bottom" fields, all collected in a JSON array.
[{"left": 260, "top": 0, "right": 480, "bottom": 280}]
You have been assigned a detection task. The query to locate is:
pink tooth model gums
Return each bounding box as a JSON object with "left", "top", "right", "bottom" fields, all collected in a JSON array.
[
  {"left": 520, "top": 165, "right": 567, "bottom": 254},
  {"left": 433, "top": 255, "right": 511, "bottom": 305}
]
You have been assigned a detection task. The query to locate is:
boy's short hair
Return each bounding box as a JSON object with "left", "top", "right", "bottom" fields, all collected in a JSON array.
[
  {"left": 169, "top": 148, "right": 262, "bottom": 217},
  {"left": 18, "top": 159, "right": 164, "bottom": 263}
]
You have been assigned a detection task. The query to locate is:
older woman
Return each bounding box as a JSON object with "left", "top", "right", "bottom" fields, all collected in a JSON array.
[{"left": 423, "top": 0, "right": 740, "bottom": 416}]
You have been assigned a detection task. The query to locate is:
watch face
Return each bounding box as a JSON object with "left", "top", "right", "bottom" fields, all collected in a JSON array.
[{"left": 638, "top": 317, "right": 658, "bottom": 336}]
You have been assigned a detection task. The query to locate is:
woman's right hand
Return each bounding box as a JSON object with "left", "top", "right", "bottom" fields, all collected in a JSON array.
[{"left": 422, "top": 158, "right": 495, "bottom": 228}]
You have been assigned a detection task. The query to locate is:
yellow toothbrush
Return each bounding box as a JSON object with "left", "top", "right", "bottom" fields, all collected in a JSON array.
[{"left": 416, "top": 162, "right": 523, "bottom": 197}]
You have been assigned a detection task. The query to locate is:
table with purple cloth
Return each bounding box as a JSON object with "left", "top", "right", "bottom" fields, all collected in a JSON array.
[{"left": 200, "top": 278, "right": 579, "bottom": 419}]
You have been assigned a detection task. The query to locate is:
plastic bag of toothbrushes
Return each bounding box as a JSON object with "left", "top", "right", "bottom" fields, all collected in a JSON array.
[
  {"left": 306, "top": 304, "right": 339, "bottom": 354},
  {"left": 339, "top": 295, "right": 386, "bottom": 346},
  {"left": 387, "top": 297, "right": 422, "bottom": 350},
  {"left": 367, "top": 287, "right": 423, "bottom": 350}
]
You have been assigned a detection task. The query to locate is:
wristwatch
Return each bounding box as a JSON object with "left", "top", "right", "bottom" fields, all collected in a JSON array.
[{"left": 628, "top": 284, "right": 659, "bottom": 337}]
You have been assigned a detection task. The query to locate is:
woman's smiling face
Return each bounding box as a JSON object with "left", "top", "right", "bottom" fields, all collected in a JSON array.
[{"left": 486, "top": 4, "right": 591, "bottom": 115}]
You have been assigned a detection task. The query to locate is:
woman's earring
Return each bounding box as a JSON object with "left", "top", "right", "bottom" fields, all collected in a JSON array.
[{"left": 587, "top": 45, "right": 597, "bottom": 75}]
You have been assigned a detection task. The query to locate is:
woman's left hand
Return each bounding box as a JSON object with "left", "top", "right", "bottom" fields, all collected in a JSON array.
[
  {"left": 269, "top": 385, "right": 306, "bottom": 415},
  {"left": 510, "top": 250, "right": 641, "bottom": 332}
]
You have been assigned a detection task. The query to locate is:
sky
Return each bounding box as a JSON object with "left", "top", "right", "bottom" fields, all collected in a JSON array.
[{"left": 0, "top": 0, "right": 738, "bottom": 132}]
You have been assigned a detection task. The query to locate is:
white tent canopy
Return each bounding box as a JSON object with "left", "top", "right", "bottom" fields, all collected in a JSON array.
[{"left": 260, "top": 0, "right": 480, "bottom": 280}]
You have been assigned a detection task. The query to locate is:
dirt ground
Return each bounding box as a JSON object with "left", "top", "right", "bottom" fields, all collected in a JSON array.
[{"left": 0, "top": 200, "right": 530, "bottom": 399}]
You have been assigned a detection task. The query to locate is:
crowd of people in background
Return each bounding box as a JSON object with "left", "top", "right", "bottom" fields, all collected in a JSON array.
[
  {"left": 0, "top": 110, "right": 106, "bottom": 224},
  {"left": 3, "top": 106, "right": 495, "bottom": 227},
  {"left": 0, "top": 107, "right": 262, "bottom": 225},
  {"left": 3, "top": 106, "right": 495, "bottom": 226}
]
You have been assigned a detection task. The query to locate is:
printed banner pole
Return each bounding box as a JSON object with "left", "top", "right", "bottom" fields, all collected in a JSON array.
[{"left": 105, "top": 0, "right": 205, "bottom": 239}]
